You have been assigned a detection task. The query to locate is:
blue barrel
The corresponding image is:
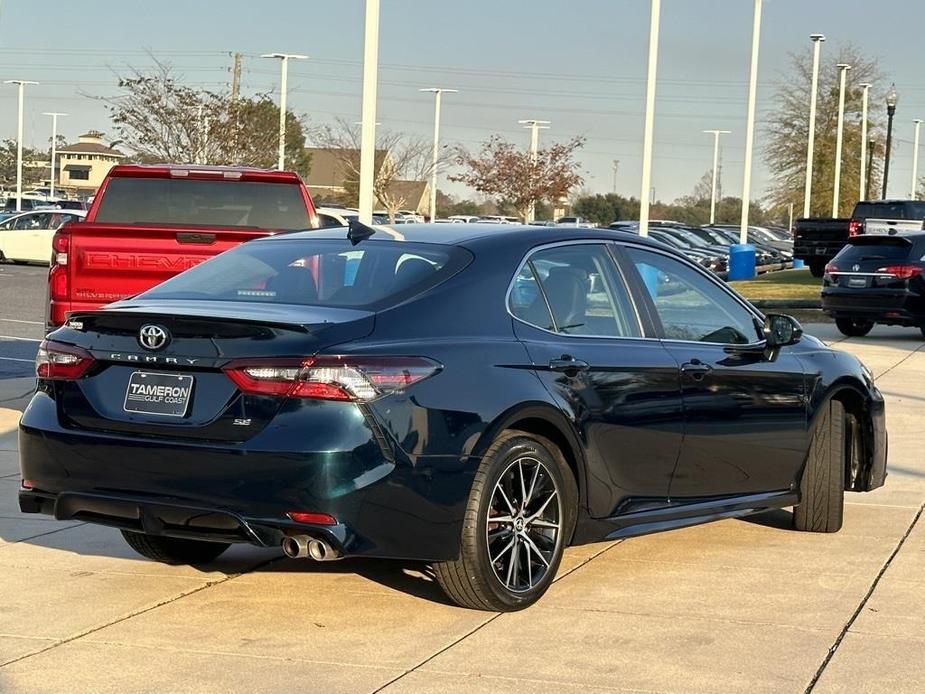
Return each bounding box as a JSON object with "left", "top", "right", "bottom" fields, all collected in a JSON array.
[
  {"left": 793, "top": 258, "right": 805, "bottom": 269},
  {"left": 727, "top": 244, "right": 756, "bottom": 281}
]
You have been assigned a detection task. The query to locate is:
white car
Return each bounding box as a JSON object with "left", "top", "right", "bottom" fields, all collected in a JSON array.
[
  {"left": 447, "top": 215, "right": 481, "bottom": 224},
  {"left": 315, "top": 206, "right": 359, "bottom": 228},
  {"left": 0, "top": 210, "right": 86, "bottom": 264}
]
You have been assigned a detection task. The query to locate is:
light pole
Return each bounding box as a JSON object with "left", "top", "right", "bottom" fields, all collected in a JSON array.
[
  {"left": 519, "top": 119, "right": 550, "bottom": 223},
  {"left": 612, "top": 160, "right": 619, "bottom": 194},
  {"left": 703, "top": 129, "right": 731, "bottom": 225},
  {"left": 912, "top": 119, "right": 923, "bottom": 199},
  {"left": 4, "top": 79, "right": 39, "bottom": 212},
  {"left": 420, "top": 88, "right": 457, "bottom": 222},
  {"left": 832, "top": 63, "right": 852, "bottom": 217},
  {"left": 883, "top": 83, "right": 898, "bottom": 199},
  {"left": 260, "top": 53, "right": 308, "bottom": 170},
  {"left": 42, "top": 112, "right": 67, "bottom": 199},
  {"left": 638, "top": 0, "right": 661, "bottom": 238},
  {"left": 358, "top": 0, "right": 380, "bottom": 224},
  {"left": 859, "top": 83, "right": 871, "bottom": 201},
  {"left": 803, "top": 34, "right": 825, "bottom": 218},
  {"left": 739, "top": 0, "right": 762, "bottom": 247}
]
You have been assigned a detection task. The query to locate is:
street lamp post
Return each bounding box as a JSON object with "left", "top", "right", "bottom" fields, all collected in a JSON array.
[
  {"left": 739, "top": 0, "right": 763, "bottom": 247},
  {"left": 42, "top": 112, "right": 68, "bottom": 199},
  {"left": 420, "top": 88, "right": 457, "bottom": 222},
  {"left": 883, "top": 83, "right": 899, "bottom": 199},
  {"left": 832, "top": 63, "right": 852, "bottom": 217},
  {"left": 4, "top": 79, "right": 39, "bottom": 212},
  {"left": 912, "top": 119, "right": 923, "bottom": 199},
  {"left": 260, "top": 53, "right": 308, "bottom": 170},
  {"left": 803, "top": 34, "right": 825, "bottom": 218},
  {"left": 612, "top": 160, "right": 619, "bottom": 194},
  {"left": 638, "top": 0, "right": 661, "bottom": 238},
  {"left": 859, "top": 83, "right": 871, "bottom": 201},
  {"left": 358, "top": 0, "right": 380, "bottom": 224},
  {"left": 519, "top": 119, "right": 550, "bottom": 223},
  {"left": 703, "top": 129, "right": 731, "bottom": 225}
]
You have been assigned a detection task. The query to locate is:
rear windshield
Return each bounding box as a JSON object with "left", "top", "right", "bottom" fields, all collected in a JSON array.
[
  {"left": 852, "top": 201, "right": 925, "bottom": 221},
  {"left": 139, "top": 238, "right": 471, "bottom": 310},
  {"left": 835, "top": 237, "right": 917, "bottom": 263},
  {"left": 94, "top": 177, "right": 311, "bottom": 231}
]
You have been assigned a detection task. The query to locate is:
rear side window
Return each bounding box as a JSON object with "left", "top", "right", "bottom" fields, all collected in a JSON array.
[
  {"left": 833, "top": 238, "right": 916, "bottom": 264},
  {"left": 139, "top": 239, "right": 470, "bottom": 310},
  {"left": 510, "top": 244, "right": 641, "bottom": 337},
  {"left": 853, "top": 202, "right": 925, "bottom": 220},
  {"left": 94, "top": 177, "right": 311, "bottom": 231}
]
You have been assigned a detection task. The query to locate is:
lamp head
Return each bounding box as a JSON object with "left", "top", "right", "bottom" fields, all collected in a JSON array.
[{"left": 886, "top": 83, "right": 899, "bottom": 112}]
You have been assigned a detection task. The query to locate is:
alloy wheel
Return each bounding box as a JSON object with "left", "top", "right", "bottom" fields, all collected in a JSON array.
[{"left": 486, "top": 456, "right": 562, "bottom": 593}]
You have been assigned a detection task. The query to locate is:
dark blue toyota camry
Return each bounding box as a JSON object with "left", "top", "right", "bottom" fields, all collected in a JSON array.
[{"left": 18, "top": 223, "right": 887, "bottom": 611}]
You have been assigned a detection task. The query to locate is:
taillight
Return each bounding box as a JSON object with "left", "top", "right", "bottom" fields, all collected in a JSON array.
[
  {"left": 848, "top": 219, "right": 862, "bottom": 236},
  {"left": 35, "top": 340, "right": 96, "bottom": 380},
  {"left": 52, "top": 230, "right": 69, "bottom": 266},
  {"left": 287, "top": 511, "right": 336, "bottom": 525},
  {"left": 223, "top": 356, "right": 440, "bottom": 402},
  {"left": 824, "top": 262, "right": 839, "bottom": 276},
  {"left": 876, "top": 264, "right": 923, "bottom": 279}
]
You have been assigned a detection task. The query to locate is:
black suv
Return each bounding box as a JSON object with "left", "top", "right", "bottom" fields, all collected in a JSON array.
[{"left": 822, "top": 233, "right": 925, "bottom": 337}]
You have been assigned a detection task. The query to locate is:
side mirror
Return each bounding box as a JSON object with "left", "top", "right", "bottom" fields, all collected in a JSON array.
[{"left": 763, "top": 313, "right": 803, "bottom": 348}]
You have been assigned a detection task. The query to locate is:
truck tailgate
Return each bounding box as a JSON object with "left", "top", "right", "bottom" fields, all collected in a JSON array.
[
  {"left": 863, "top": 218, "right": 925, "bottom": 235},
  {"left": 58, "top": 223, "right": 269, "bottom": 316}
]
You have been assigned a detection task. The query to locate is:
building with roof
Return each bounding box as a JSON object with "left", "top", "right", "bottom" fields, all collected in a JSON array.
[{"left": 56, "top": 131, "right": 126, "bottom": 192}]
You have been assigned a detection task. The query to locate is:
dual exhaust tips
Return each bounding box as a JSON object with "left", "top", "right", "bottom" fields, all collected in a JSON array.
[{"left": 281, "top": 535, "right": 340, "bottom": 561}]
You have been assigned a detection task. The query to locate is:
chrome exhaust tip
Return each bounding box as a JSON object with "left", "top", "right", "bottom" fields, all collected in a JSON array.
[
  {"left": 307, "top": 538, "right": 340, "bottom": 561},
  {"left": 282, "top": 535, "right": 310, "bottom": 559}
]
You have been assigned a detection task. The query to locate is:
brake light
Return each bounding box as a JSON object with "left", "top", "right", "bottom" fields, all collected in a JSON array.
[
  {"left": 223, "top": 356, "right": 440, "bottom": 401},
  {"left": 876, "top": 264, "right": 923, "bottom": 279},
  {"left": 848, "top": 219, "right": 862, "bottom": 236},
  {"left": 35, "top": 340, "right": 96, "bottom": 380},
  {"left": 824, "top": 262, "right": 839, "bottom": 275},
  {"left": 52, "top": 230, "right": 69, "bottom": 266}
]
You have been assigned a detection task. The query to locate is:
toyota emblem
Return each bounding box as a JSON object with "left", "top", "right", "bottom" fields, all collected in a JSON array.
[{"left": 138, "top": 324, "right": 170, "bottom": 351}]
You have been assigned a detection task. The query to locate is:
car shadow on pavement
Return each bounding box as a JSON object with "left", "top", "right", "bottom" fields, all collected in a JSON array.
[
  {"left": 250, "top": 555, "right": 456, "bottom": 605},
  {"left": 738, "top": 508, "right": 794, "bottom": 530}
]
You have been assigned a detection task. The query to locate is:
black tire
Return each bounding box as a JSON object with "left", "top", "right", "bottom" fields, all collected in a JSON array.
[
  {"left": 794, "top": 399, "right": 845, "bottom": 533},
  {"left": 121, "top": 530, "right": 230, "bottom": 565},
  {"left": 835, "top": 317, "right": 874, "bottom": 337},
  {"left": 433, "top": 430, "right": 578, "bottom": 611},
  {"left": 808, "top": 260, "right": 826, "bottom": 278}
]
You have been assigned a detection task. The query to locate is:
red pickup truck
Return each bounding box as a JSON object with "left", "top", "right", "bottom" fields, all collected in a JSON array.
[{"left": 48, "top": 164, "right": 318, "bottom": 328}]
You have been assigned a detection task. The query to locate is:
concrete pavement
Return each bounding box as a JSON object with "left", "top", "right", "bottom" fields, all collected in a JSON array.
[{"left": 0, "top": 324, "right": 922, "bottom": 693}]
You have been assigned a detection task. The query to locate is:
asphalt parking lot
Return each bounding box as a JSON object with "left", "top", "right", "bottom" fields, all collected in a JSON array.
[{"left": 0, "top": 265, "right": 923, "bottom": 693}]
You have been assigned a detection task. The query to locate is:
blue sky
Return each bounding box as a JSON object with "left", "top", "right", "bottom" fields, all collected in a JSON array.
[{"left": 3, "top": 0, "right": 924, "bottom": 202}]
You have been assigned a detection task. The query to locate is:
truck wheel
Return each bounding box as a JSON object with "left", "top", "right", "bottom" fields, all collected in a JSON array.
[
  {"left": 794, "top": 399, "right": 845, "bottom": 533},
  {"left": 835, "top": 317, "right": 874, "bottom": 337},
  {"left": 121, "top": 530, "right": 230, "bottom": 565},
  {"left": 433, "top": 430, "right": 577, "bottom": 611},
  {"left": 808, "top": 260, "right": 826, "bottom": 278}
]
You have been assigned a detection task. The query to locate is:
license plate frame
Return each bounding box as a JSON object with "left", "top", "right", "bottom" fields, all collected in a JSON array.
[
  {"left": 123, "top": 371, "right": 194, "bottom": 417},
  {"left": 846, "top": 276, "right": 870, "bottom": 289}
]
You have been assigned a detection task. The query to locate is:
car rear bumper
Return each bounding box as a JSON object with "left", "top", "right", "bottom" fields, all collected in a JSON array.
[
  {"left": 17, "top": 392, "right": 474, "bottom": 561},
  {"left": 822, "top": 288, "right": 923, "bottom": 325}
]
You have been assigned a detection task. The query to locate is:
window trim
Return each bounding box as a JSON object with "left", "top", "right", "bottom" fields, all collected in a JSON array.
[
  {"left": 616, "top": 241, "right": 766, "bottom": 348},
  {"left": 505, "top": 239, "right": 647, "bottom": 340}
]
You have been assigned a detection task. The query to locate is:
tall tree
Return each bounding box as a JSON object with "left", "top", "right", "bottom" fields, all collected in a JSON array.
[
  {"left": 310, "top": 118, "right": 443, "bottom": 222},
  {"left": 450, "top": 135, "right": 585, "bottom": 222},
  {"left": 97, "top": 60, "right": 311, "bottom": 177},
  {"left": 572, "top": 193, "right": 639, "bottom": 226},
  {"left": 0, "top": 139, "right": 42, "bottom": 189},
  {"left": 765, "top": 44, "right": 885, "bottom": 217}
]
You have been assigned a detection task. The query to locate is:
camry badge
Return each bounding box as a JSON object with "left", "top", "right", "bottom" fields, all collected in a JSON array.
[{"left": 138, "top": 324, "right": 170, "bottom": 351}]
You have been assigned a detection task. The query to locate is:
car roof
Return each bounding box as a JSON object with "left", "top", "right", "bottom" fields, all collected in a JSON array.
[{"left": 270, "top": 222, "right": 671, "bottom": 252}]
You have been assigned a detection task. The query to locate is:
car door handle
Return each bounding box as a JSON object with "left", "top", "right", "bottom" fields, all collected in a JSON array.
[
  {"left": 681, "top": 359, "right": 713, "bottom": 381},
  {"left": 548, "top": 356, "right": 590, "bottom": 375}
]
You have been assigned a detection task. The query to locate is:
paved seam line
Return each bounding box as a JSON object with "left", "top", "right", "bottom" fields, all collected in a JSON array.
[
  {"left": 372, "top": 540, "right": 625, "bottom": 693},
  {"left": 871, "top": 341, "right": 925, "bottom": 383},
  {"left": 0, "top": 522, "right": 88, "bottom": 551},
  {"left": 0, "top": 554, "right": 287, "bottom": 669},
  {"left": 803, "top": 501, "right": 925, "bottom": 693}
]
